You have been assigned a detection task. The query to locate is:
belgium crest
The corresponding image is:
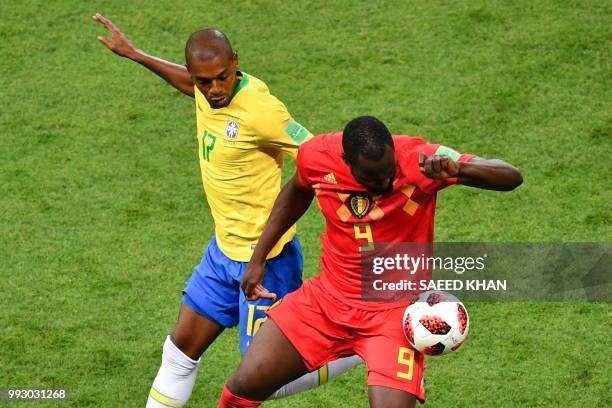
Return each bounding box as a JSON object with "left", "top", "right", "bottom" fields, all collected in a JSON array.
[{"left": 349, "top": 192, "right": 371, "bottom": 219}]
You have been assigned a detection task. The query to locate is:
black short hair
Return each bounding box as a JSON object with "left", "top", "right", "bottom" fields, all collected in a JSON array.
[
  {"left": 185, "top": 29, "right": 234, "bottom": 62},
  {"left": 342, "top": 116, "right": 394, "bottom": 164}
]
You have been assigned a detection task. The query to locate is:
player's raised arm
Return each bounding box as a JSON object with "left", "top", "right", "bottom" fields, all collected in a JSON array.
[
  {"left": 93, "top": 13, "right": 195, "bottom": 97},
  {"left": 242, "top": 175, "right": 314, "bottom": 300},
  {"left": 419, "top": 152, "right": 523, "bottom": 191}
]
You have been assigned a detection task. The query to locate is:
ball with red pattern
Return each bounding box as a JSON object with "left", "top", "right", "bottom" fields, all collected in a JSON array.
[{"left": 401, "top": 290, "right": 469, "bottom": 356}]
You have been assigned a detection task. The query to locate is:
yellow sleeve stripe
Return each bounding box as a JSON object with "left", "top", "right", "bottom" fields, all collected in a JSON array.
[
  {"left": 149, "top": 387, "right": 183, "bottom": 408},
  {"left": 318, "top": 364, "right": 329, "bottom": 385}
]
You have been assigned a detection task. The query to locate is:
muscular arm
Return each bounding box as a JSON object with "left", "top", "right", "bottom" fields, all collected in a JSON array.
[
  {"left": 419, "top": 153, "right": 523, "bottom": 191},
  {"left": 456, "top": 158, "right": 523, "bottom": 191},
  {"left": 93, "top": 13, "right": 195, "bottom": 97},
  {"left": 242, "top": 175, "right": 314, "bottom": 299},
  {"left": 251, "top": 176, "right": 314, "bottom": 265}
]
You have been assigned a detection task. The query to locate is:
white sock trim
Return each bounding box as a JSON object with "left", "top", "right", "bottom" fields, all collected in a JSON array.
[{"left": 164, "top": 336, "right": 200, "bottom": 366}]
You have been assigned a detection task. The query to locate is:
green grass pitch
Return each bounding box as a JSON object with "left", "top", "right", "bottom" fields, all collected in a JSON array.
[{"left": 1, "top": 0, "right": 610, "bottom": 406}]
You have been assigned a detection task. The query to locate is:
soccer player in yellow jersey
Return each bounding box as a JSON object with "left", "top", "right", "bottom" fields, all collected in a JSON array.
[{"left": 93, "top": 13, "right": 361, "bottom": 408}]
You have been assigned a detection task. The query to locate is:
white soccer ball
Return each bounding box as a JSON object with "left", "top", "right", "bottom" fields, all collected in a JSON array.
[{"left": 402, "top": 290, "right": 469, "bottom": 355}]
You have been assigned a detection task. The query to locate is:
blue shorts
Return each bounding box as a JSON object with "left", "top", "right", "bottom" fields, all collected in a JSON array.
[{"left": 182, "top": 235, "right": 303, "bottom": 354}]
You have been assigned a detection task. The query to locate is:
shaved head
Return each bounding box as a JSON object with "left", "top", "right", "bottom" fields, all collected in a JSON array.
[{"left": 185, "top": 29, "right": 234, "bottom": 63}]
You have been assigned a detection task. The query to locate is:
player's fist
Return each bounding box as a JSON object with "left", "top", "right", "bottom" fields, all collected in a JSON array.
[
  {"left": 242, "top": 262, "right": 277, "bottom": 301},
  {"left": 419, "top": 152, "right": 460, "bottom": 180},
  {"left": 92, "top": 13, "right": 137, "bottom": 58}
]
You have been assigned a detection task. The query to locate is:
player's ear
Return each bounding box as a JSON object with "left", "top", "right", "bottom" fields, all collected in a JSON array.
[{"left": 232, "top": 53, "right": 239, "bottom": 70}]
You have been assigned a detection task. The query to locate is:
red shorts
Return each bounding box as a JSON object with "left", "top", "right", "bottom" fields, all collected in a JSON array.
[{"left": 267, "top": 277, "right": 426, "bottom": 402}]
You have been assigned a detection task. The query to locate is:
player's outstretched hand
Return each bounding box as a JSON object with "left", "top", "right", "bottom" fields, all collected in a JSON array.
[
  {"left": 242, "top": 263, "right": 277, "bottom": 301},
  {"left": 419, "top": 152, "right": 460, "bottom": 180},
  {"left": 92, "top": 13, "right": 137, "bottom": 58}
]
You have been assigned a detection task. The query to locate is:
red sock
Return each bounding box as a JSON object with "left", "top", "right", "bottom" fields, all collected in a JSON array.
[{"left": 218, "top": 384, "right": 263, "bottom": 408}]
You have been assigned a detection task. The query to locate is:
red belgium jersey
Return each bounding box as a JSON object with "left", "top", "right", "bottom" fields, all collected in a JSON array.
[{"left": 296, "top": 132, "right": 475, "bottom": 308}]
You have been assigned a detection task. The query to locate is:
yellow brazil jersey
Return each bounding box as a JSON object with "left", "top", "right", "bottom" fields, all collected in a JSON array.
[{"left": 194, "top": 72, "right": 312, "bottom": 261}]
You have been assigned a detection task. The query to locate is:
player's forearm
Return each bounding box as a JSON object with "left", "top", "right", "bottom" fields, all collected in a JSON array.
[
  {"left": 251, "top": 177, "right": 314, "bottom": 264},
  {"left": 127, "top": 50, "right": 195, "bottom": 97},
  {"left": 457, "top": 159, "right": 523, "bottom": 191}
]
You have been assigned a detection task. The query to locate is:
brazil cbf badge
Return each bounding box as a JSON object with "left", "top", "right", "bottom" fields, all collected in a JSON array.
[
  {"left": 349, "top": 192, "right": 372, "bottom": 219},
  {"left": 226, "top": 119, "right": 239, "bottom": 139}
]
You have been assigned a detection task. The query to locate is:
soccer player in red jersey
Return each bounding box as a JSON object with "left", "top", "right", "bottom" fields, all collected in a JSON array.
[{"left": 219, "top": 116, "right": 523, "bottom": 407}]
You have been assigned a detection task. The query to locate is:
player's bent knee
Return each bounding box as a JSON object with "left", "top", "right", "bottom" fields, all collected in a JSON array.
[
  {"left": 227, "top": 362, "right": 275, "bottom": 401},
  {"left": 170, "top": 303, "right": 225, "bottom": 359},
  {"left": 226, "top": 370, "right": 257, "bottom": 399}
]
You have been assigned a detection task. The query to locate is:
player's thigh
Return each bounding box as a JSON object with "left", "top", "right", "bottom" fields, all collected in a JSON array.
[
  {"left": 368, "top": 385, "right": 417, "bottom": 408},
  {"left": 170, "top": 303, "right": 225, "bottom": 360},
  {"left": 227, "top": 318, "right": 308, "bottom": 401},
  {"left": 355, "top": 307, "right": 426, "bottom": 403}
]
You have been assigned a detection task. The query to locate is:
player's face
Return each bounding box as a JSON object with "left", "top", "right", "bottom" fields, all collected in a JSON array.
[
  {"left": 350, "top": 145, "right": 396, "bottom": 195},
  {"left": 187, "top": 53, "right": 239, "bottom": 109}
]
